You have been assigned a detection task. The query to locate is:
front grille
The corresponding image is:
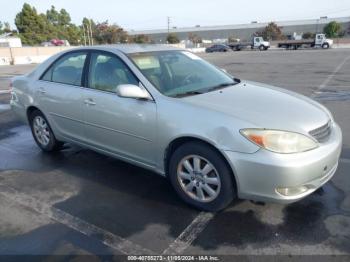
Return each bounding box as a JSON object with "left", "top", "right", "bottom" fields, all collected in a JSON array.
[{"left": 309, "top": 121, "right": 332, "bottom": 142}]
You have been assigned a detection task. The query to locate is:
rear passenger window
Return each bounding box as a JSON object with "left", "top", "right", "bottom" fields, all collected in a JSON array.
[{"left": 41, "top": 52, "right": 87, "bottom": 86}]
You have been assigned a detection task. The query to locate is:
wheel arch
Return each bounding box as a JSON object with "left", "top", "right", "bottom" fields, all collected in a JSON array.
[
  {"left": 26, "top": 106, "right": 52, "bottom": 127},
  {"left": 163, "top": 136, "right": 238, "bottom": 190},
  {"left": 26, "top": 105, "right": 41, "bottom": 120}
]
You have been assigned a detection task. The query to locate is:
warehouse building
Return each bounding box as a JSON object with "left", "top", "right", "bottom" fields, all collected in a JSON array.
[{"left": 128, "top": 16, "right": 350, "bottom": 43}]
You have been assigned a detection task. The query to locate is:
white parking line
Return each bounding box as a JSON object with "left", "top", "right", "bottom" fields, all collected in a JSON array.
[
  {"left": 311, "top": 55, "right": 350, "bottom": 98},
  {"left": 162, "top": 212, "right": 214, "bottom": 255},
  {"left": 0, "top": 184, "right": 154, "bottom": 255}
]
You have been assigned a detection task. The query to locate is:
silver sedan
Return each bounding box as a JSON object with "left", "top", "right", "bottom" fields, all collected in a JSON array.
[{"left": 10, "top": 45, "right": 342, "bottom": 211}]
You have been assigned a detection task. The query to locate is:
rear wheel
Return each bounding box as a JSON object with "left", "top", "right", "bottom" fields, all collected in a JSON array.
[
  {"left": 29, "top": 110, "right": 63, "bottom": 152},
  {"left": 168, "top": 142, "right": 235, "bottom": 211}
]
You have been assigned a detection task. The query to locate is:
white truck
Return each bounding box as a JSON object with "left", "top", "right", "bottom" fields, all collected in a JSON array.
[
  {"left": 228, "top": 37, "right": 270, "bottom": 51},
  {"left": 277, "top": 33, "right": 333, "bottom": 50}
]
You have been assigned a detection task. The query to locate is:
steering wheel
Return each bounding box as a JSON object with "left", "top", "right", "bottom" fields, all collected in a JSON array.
[{"left": 182, "top": 73, "right": 197, "bottom": 85}]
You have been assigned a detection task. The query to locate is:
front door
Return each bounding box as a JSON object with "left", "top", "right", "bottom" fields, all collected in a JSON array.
[
  {"left": 82, "top": 51, "right": 157, "bottom": 166},
  {"left": 315, "top": 35, "right": 324, "bottom": 46}
]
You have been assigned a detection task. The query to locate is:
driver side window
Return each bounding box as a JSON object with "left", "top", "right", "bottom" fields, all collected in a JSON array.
[{"left": 88, "top": 52, "right": 139, "bottom": 93}]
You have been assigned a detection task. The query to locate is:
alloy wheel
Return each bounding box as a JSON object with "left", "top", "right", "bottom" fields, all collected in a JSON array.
[
  {"left": 177, "top": 155, "right": 221, "bottom": 203},
  {"left": 33, "top": 116, "right": 51, "bottom": 146}
]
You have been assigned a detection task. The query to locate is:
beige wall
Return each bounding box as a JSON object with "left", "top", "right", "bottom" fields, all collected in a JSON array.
[
  {"left": 0, "top": 45, "right": 188, "bottom": 66},
  {"left": 0, "top": 46, "right": 74, "bottom": 65}
]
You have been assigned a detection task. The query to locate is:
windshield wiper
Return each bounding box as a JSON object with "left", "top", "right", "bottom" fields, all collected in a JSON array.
[
  {"left": 172, "top": 91, "right": 203, "bottom": 98},
  {"left": 206, "top": 79, "right": 241, "bottom": 92}
]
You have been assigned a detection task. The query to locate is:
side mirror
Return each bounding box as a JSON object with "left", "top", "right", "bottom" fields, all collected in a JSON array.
[{"left": 116, "top": 84, "right": 152, "bottom": 100}]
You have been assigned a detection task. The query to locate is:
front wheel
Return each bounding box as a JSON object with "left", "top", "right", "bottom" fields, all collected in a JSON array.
[
  {"left": 29, "top": 110, "right": 63, "bottom": 152},
  {"left": 168, "top": 142, "right": 235, "bottom": 211},
  {"left": 259, "top": 45, "right": 265, "bottom": 51},
  {"left": 322, "top": 43, "right": 329, "bottom": 49}
]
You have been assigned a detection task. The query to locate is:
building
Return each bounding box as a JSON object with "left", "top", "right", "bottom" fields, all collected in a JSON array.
[
  {"left": 128, "top": 16, "right": 350, "bottom": 43},
  {"left": 0, "top": 33, "right": 22, "bottom": 48}
]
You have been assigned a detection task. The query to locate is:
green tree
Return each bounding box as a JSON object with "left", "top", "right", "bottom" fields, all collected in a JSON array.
[
  {"left": 46, "top": 5, "right": 60, "bottom": 26},
  {"left": 46, "top": 6, "right": 82, "bottom": 45},
  {"left": 302, "top": 32, "right": 315, "bottom": 39},
  {"left": 46, "top": 6, "right": 71, "bottom": 27},
  {"left": 323, "top": 21, "right": 342, "bottom": 38},
  {"left": 59, "top": 9, "right": 71, "bottom": 27},
  {"left": 131, "top": 34, "right": 152, "bottom": 44},
  {"left": 15, "top": 3, "right": 52, "bottom": 45},
  {"left": 256, "top": 22, "right": 285, "bottom": 40},
  {"left": 166, "top": 33, "right": 180, "bottom": 44},
  {"left": 93, "top": 21, "right": 128, "bottom": 44}
]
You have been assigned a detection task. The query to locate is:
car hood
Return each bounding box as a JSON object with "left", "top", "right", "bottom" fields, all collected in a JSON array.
[{"left": 182, "top": 81, "right": 331, "bottom": 134}]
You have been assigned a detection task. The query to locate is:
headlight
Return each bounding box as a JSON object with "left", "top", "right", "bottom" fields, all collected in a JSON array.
[{"left": 240, "top": 129, "right": 318, "bottom": 153}]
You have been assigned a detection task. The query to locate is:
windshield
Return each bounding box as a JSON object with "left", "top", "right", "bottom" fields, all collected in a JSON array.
[{"left": 129, "top": 51, "right": 238, "bottom": 97}]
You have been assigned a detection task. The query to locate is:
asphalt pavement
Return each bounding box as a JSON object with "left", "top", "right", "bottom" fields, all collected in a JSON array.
[{"left": 0, "top": 48, "right": 349, "bottom": 260}]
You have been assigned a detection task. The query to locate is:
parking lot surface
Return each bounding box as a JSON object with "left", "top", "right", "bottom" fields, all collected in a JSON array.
[{"left": 0, "top": 49, "right": 349, "bottom": 259}]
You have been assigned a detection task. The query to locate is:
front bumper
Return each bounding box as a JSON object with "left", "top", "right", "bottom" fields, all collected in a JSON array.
[{"left": 224, "top": 123, "right": 342, "bottom": 203}]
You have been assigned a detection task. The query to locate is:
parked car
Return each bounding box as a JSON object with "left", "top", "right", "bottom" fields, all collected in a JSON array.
[
  {"left": 205, "top": 44, "right": 231, "bottom": 53},
  {"left": 11, "top": 45, "right": 342, "bottom": 211}
]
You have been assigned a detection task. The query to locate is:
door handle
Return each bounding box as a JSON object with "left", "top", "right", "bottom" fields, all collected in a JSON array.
[{"left": 84, "top": 99, "right": 96, "bottom": 106}]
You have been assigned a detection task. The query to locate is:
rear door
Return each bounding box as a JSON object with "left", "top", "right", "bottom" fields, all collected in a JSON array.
[
  {"left": 36, "top": 51, "right": 87, "bottom": 142},
  {"left": 82, "top": 51, "right": 157, "bottom": 166}
]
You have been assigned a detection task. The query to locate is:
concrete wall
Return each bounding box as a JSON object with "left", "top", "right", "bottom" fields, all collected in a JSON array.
[
  {"left": 0, "top": 44, "right": 186, "bottom": 66},
  {"left": 0, "top": 46, "right": 73, "bottom": 66}
]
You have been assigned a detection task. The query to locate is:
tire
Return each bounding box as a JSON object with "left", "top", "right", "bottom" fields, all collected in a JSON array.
[
  {"left": 168, "top": 142, "right": 235, "bottom": 211},
  {"left": 29, "top": 110, "right": 64, "bottom": 152},
  {"left": 322, "top": 43, "right": 329, "bottom": 49},
  {"left": 259, "top": 45, "right": 265, "bottom": 51}
]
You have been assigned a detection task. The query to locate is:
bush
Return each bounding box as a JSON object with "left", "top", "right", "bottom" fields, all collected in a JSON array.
[
  {"left": 228, "top": 35, "right": 239, "bottom": 43},
  {"left": 167, "top": 33, "right": 180, "bottom": 44},
  {"left": 302, "top": 32, "right": 315, "bottom": 39}
]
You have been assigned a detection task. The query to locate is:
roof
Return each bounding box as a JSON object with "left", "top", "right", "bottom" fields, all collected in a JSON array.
[
  {"left": 128, "top": 16, "right": 350, "bottom": 35},
  {"left": 95, "top": 44, "right": 183, "bottom": 54}
]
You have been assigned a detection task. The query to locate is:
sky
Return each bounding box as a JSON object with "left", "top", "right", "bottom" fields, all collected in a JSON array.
[{"left": 1, "top": 0, "right": 350, "bottom": 31}]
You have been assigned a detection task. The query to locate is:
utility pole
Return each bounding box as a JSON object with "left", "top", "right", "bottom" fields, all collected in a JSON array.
[{"left": 167, "top": 16, "right": 170, "bottom": 34}]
